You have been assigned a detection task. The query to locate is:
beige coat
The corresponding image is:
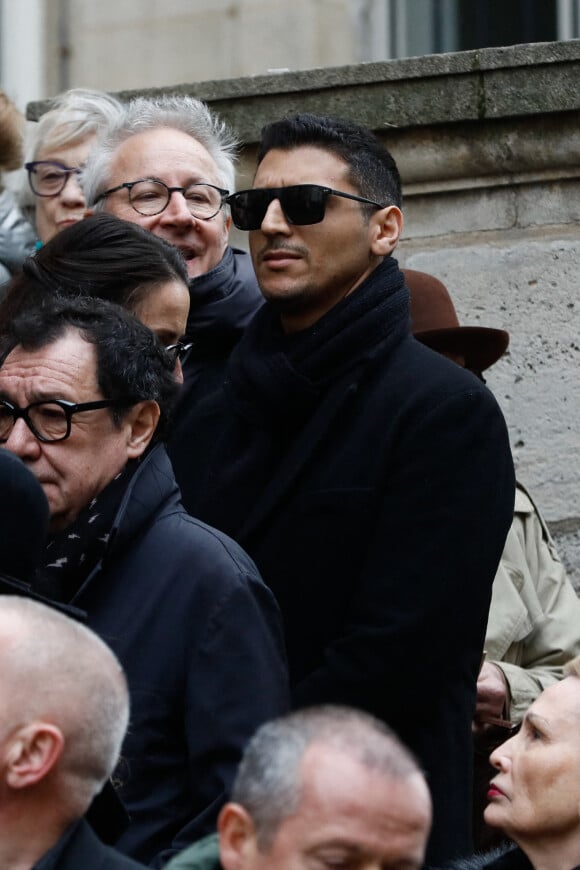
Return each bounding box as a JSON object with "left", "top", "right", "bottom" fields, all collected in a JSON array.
[{"left": 486, "top": 483, "right": 580, "bottom": 722}]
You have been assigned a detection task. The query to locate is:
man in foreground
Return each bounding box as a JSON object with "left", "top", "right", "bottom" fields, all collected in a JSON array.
[
  {"left": 192, "top": 113, "right": 515, "bottom": 860},
  {"left": 167, "top": 705, "right": 432, "bottom": 870},
  {"left": 0, "top": 296, "right": 289, "bottom": 866},
  {"left": 0, "top": 594, "right": 144, "bottom": 869}
]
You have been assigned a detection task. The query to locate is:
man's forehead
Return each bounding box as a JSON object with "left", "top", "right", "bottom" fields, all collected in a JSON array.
[
  {"left": 253, "top": 145, "right": 350, "bottom": 188},
  {"left": 297, "top": 744, "right": 430, "bottom": 825},
  {"left": 0, "top": 332, "right": 98, "bottom": 397},
  {"left": 269, "top": 752, "right": 429, "bottom": 868},
  {"left": 110, "top": 127, "right": 220, "bottom": 179}
]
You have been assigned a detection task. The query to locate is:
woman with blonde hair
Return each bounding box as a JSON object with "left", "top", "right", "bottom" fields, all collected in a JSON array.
[{"left": 470, "top": 655, "right": 580, "bottom": 870}]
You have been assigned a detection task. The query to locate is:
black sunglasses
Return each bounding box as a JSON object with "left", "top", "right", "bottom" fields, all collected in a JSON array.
[{"left": 226, "top": 184, "right": 387, "bottom": 231}]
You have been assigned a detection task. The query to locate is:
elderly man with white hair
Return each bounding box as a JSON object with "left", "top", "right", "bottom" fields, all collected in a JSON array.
[{"left": 82, "top": 95, "right": 263, "bottom": 512}]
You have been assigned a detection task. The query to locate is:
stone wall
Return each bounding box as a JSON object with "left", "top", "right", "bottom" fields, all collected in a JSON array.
[{"left": 28, "top": 39, "right": 580, "bottom": 581}]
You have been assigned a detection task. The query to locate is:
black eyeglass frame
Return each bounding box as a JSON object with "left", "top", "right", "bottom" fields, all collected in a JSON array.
[
  {"left": 93, "top": 179, "right": 230, "bottom": 219},
  {"left": 165, "top": 341, "right": 193, "bottom": 363},
  {"left": 226, "top": 184, "right": 388, "bottom": 231},
  {"left": 0, "top": 398, "right": 132, "bottom": 444},
  {"left": 25, "top": 160, "right": 84, "bottom": 198}
]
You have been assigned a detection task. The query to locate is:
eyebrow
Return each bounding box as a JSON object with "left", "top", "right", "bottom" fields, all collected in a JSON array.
[
  {"left": 0, "top": 391, "right": 74, "bottom": 405},
  {"left": 525, "top": 712, "right": 551, "bottom": 730},
  {"left": 145, "top": 175, "right": 213, "bottom": 187}
]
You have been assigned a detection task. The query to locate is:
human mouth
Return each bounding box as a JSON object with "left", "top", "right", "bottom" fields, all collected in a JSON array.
[
  {"left": 261, "top": 249, "right": 302, "bottom": 268},
  {"left": 58, "top": 217, "right": 83, "bottom": 228},
  {"left": 487, "top": 782, "right": 506, "bottom": 800},
  {"left": 177, "top": 245, "right": 199, "bottom": 263}
]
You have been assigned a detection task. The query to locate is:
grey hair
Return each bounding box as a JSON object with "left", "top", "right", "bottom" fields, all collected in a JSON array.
[
  {"left": 20, "top": 88, "right": 124, "bottom": 219},
  {"left": 24, "top": 88, "right": 124, "bottom": 164},
  {"left": 231, "top": 705, "right": 424, "bottom": 850},
  {"left": 83, "top": 94, "right": 238, "bottom": 208},
  {"left": 0, "top": 595, "right": 129, "bottom": 812}
]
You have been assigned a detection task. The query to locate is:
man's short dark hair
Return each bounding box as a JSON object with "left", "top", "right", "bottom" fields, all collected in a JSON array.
[
  {"left": 256, "top": 113, "right": 402, "bottom": 210},
  {"left": 0, "top": 295, "right": 179, "bottom": 441}
]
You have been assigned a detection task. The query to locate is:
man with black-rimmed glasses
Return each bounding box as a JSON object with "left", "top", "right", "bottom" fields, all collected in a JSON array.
[
  {"left": 189, "top": 113, "right": 515, "bottom": 864},
  {"left": 0, "top": 295, "right": 289, "bottom": 867}
]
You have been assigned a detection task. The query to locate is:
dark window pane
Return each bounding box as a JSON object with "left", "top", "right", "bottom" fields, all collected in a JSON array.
[{"left": 458, "top": 0, "right": 557, "bottom": 50}]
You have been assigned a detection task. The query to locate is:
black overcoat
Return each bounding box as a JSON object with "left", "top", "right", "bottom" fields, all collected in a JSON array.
[
  {"left": 196, "top": 332, "right": 515, "bottom": 863},
  {"left": 35, "top": 819, "right": 146, "bottom": 869}
]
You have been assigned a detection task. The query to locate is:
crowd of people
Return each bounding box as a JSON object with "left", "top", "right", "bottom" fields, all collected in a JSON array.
[{"left": 0, "top": 85, "right": 577, "bottom": 870}]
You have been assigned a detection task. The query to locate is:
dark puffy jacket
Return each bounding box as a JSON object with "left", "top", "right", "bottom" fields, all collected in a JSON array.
[
  {"left": 69, "top": 445, "right": 289, "bottom": 867},
  {"left": 168, "top": 246, "right": 262, "bottom": 512}
]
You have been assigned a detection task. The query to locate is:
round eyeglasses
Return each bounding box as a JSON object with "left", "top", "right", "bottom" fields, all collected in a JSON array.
[
  {"left": 25, "top": 161, "right": 84, "bottom": 198},
  {"left": 94, "top": 179, "right": 229, "bottom": 219},
  {"left": 0, "top": 398, "right": 132, "bottom": 444},
  {"left": 165, "top": 341, "right": 193, "bottom": 364}
]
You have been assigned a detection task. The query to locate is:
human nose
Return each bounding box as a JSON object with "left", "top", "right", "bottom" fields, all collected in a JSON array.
[
  {"left": 489, "top": 735, "right": 515, "bottom": 771},
  {"left": 3, "top": 418, "right": 42, "bottom": 461},
  {"left": 159, "top": 190, "right": 195, "bottom": 227},
  {"left": 174, "top": 358, "right": 184, "bottom": 385},
  {"left": 60, "top": 172, "right": 85, "bottom": 205},
  {"left": 260, "top": 198, "right": 291, "bottom": 235}
]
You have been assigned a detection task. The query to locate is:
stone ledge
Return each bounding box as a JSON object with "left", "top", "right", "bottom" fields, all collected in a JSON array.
[
  {"left": 27, "top": 39, "right": 580, "bottom": 136},
  {"left": 380, "top": 112, "right": 580, "bottom": 187}
]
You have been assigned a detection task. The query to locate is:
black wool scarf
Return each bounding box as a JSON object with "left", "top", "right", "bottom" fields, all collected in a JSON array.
[{"left": 199, "top": 257, "right": 410, "bottom": 537}]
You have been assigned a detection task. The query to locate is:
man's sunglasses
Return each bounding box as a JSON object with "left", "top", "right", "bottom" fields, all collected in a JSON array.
[{"left": 226, "top": 184, "right": 387, "bottom": 231}]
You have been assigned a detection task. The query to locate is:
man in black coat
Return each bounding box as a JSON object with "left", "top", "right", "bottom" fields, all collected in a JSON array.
[
  {"left": 0, "top": 594, "right": 145, "bottom": 869},
  {"left": 0, "top": 296, "right": 289, "bottom": 867},
  {"left": 191, "top": 114, "right": 516, "bottom": 863}
]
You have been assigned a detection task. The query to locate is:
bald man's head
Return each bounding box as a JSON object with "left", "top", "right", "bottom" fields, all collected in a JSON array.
[{"left": 0, "top": 596, "right": 129, "bottom": 810}]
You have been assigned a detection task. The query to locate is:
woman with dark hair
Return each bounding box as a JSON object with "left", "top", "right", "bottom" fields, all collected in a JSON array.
[{"left": 0, "top": 212, "right": 191, "bottom": 378}]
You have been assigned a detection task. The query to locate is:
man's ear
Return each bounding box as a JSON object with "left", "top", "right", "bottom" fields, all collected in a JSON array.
[
  {"left": 370, "top": 205, "right": 403, "bottom": 257},
  {"left": 125, "top": 400, "right": 160, "bottom": 459},
  {"left": 5, "top": 722, "right": 64, "bottom": 789},
  {"left": 218, "top": 802, "right": 259, "bottom": 870}
]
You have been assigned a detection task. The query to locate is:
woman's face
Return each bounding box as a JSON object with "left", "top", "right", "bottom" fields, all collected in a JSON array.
[
  {"left": 485, "top": 677, "right": 580, "bottom": 845},
  {"left": 132, "top": 279, "right": 190, "bottom": 383},
  {"left": 34, "top": 135, "right": 95, "bottom": 243}
]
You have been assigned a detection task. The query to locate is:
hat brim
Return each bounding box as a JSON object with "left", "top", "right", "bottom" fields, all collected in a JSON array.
[{"left": 414, "top": 326, "right": 509, "bottom": 373}]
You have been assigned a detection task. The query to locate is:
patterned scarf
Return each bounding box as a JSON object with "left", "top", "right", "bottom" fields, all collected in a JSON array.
[{"left": 35, "top": 462, "right": 137, "bottom": 603}]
